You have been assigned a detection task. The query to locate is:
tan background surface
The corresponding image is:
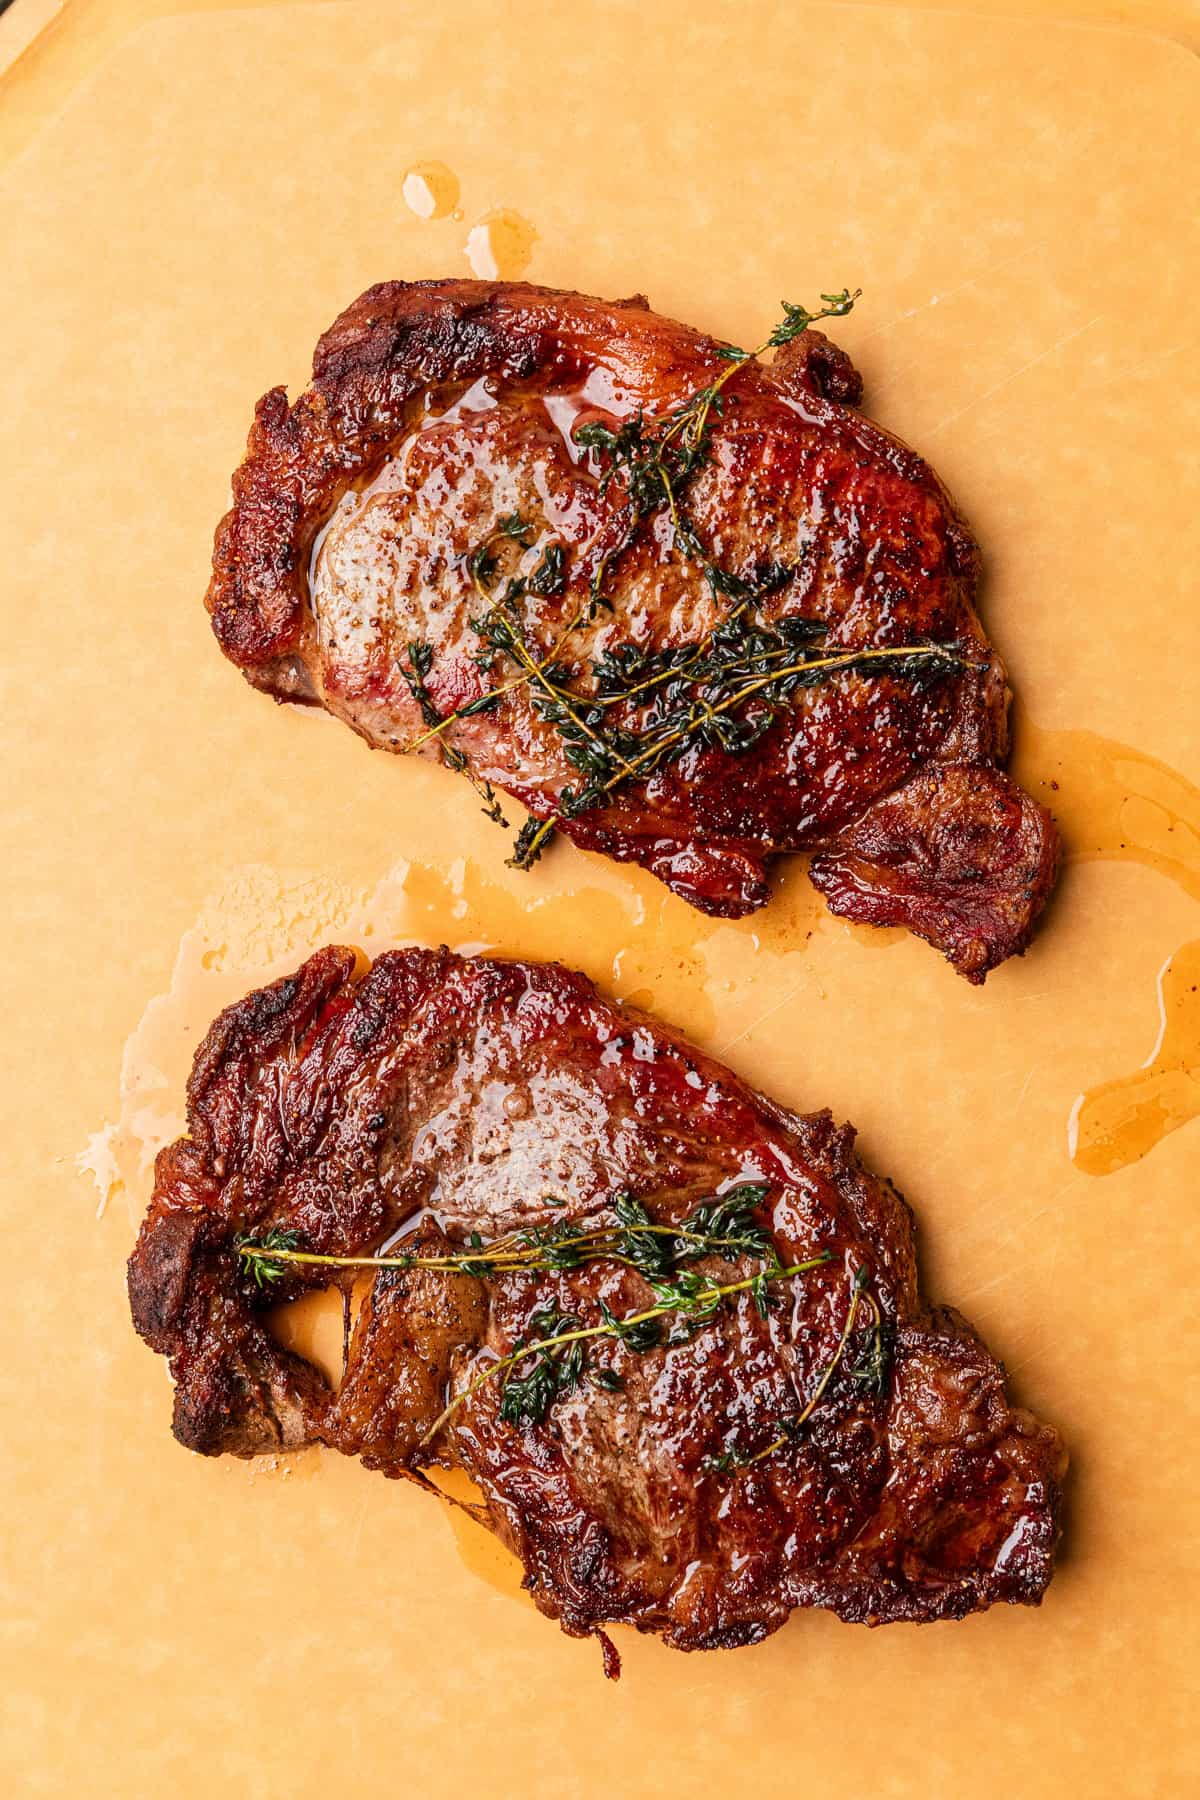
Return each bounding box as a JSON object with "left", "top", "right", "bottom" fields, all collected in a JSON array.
[{"left": 2, "top": 1, "right": 1198, "bottom": 1794}]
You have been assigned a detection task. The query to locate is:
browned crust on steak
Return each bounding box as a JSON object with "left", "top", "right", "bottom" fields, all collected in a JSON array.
[
  {"left": 204, "top": 280, "right": 1059, "bottom": 980},
  {"left": 128, "top": 947, "right": 1067, "bottom": 1656}
]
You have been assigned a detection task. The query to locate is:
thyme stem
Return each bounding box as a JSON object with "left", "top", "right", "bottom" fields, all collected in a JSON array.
[
  {"left": 381, "top": 290, "right": 963, "bottom": 876},
  {"left": 236, "top": 1219, "right": 794, "bottom": 1282},
  {"left": 715, "top": 1267, "right": 877, "bottom": 1471},
  {"left": 606, "top": 643, "right": 960, "bottom": 784},
  {"left": 418, "top": 1254, "right": 833, "bottom": 1448},
  {"left": 400, "top": 590, "right": 598, "bottom": 757},
  {"left": 396, "top": 295, "right": 863, "bottom": 781},
  {"left": 521, "top": 642, "right": 967, "bottom": 850}
]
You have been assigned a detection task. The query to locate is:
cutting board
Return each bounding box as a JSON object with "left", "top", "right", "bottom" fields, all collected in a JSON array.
[{"left": 2, "top": 2, "right": 1198, "bottom": 1794}]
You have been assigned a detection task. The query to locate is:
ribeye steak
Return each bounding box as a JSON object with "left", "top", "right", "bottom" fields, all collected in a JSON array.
[
  {"left": 128, "top": 947, "right": 1066, "bottom": 1666},
  {"left": 205, "top": 281, "right": 1060, "bottom": 981}
]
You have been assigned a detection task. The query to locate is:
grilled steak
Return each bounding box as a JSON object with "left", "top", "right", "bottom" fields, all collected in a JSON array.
[
  {"left": 206, "top": 281, "right": 1059, "bottom": 982},
  {"left": 128, "top": 947, "right": 1066, "bottom": 1664}
]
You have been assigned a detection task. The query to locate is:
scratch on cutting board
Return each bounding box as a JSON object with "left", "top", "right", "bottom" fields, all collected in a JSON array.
[
  {"left": 954, "top": 1180, "right": 1078, "bottom": 1309},
  {"left": 1000, "top": 1341, "right": 1057, "bottom": 1383},
  {"left": 855, "top": 242, "right": 1048, "bottom": 346},
  {"left": 1091, "top": 341, "right": 1186, "bottom": 391},
  {"left": 1021, "top": 1176, "right": 1086, "bottom": 1232},
  {"left": 953, "top": 1263, "right": 1025, "bottom": 1308},
  {"left": 995, "top": 1175, "right": 1081, "bottom": 1240},
  {"left": 1012, "top": 1065, "right": 1040, "bottom": 1114},
  {"left": 922, "top": 316, "right": 1104, "bottom": 439},
  {"left": 713, "top": 975, "right": 812, "bottom": 1057},
  {"left": 998, "top": 1198, "right": 1069, "bottom": 1368}
]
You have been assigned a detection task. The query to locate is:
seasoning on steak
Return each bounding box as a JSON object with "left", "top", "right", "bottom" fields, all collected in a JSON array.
[
  {"left": 205, "top": 281, "right": 1059, "bottom": 982},
  {"left": 127, "top": 946, "right": 1067, "bottom": 1667}
]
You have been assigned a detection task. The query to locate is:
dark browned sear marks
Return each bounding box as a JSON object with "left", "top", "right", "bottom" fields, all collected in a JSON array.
[
  {"left": 204, "top": 280, "right": 1059, "bottom": 982},
  {"left": 128, "top": 947, "right": 1067, "bottom": 1663}
]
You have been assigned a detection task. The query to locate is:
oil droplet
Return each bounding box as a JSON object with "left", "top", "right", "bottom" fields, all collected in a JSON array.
[
  {"left": 1014, "top": 717, "right": 1200, "bottom": 900},
  {"left": 1069, "top": 940, "right": 1200, "bottom": 1176},
  {"left": 426, "top": 1467, "right": 528, "bottom": 1602},
  {"left": 78, "top": 846, "right": 827, "bottom": 1223},
  {"left": 464, "top": 208, "right": 537, "bottom": 280},
  {"left": 400, "top": 161, "right": 460, "bottom": 221},
  {"left": 1013, "top": 719, "right": 1200, "bottom": 1175}
]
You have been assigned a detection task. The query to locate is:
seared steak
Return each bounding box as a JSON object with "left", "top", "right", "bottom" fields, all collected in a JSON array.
[
  {"left": 128, "top": 947, "right": 1066, "bottom": 1664},
  {"left": 205, "top": 281, "right": 1059, "bottom": 982}
]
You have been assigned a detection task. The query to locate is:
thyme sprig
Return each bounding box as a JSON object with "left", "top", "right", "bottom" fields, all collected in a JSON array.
[
  {"left": 702, "top": 1267, "right": 883, "bottom": 1473},
  {"left": 570, "top": 287, "right": 862, "bottom": 561},
  {"left": 388, "top": 289, "right": 971, "bottom": 870},
  {"left": 418, "top": 1253, "right": 833, "bottom": 1447},
  {"left": 394, "top": 302, "right": 844, "bottom": 728},
  {"left": 498, "top": 1304, "right": 588, "bottom": 1426},
  {"left": 400, "top": 641, "right": 509, "bottom": 825},
  {"left": 535, "top": 638, "right": 965, "bottom": 825},
  {"left": 401, "top": 518, "right": 618, "bottom": 775},
  {"left": 234, "top": 1183, "right": 775, "bottom": 1286},
  {"left": 504, "top": 295, "right": 881, "bottom": 866},
  {"left": 236, "top": 1226, "right": 302, "bottom": 1288},
  {"left": 234, "top": 1207, "right": 883, "bottom": 1477}
]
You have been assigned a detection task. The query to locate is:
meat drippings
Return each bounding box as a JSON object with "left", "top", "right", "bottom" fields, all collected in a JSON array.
[
  {"left": 1069, "top": 940, "right": 1200, "bottom": 1176},
  {"left": 1014, "top": 717, "right": 1200, "bottom": 1175}
]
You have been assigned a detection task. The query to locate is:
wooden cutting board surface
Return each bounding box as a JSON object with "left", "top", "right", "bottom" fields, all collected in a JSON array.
[{"left": 1, "top": 2, "right": 1197, "bottom": 1794}]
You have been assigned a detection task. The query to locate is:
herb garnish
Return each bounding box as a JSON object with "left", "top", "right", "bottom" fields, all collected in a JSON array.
[
  {"left": 497, "top": 1304, "right": 587, "bottom": 1426},
  {"left": 391, "top": 289, "right": 973, "bottom": 869},
  {"left": 571, "top": 290, "right": 862, "bottom": 546},
  {"left": 235, "top": 1226, "right": 302, "bottom": 1288},
  {"left": 420, "top": 1254, "right": 833, "bottom": 1445},
  {"left": 528, "top": 541, "right": 566, "bottom": 596},
  {"left": 236, "top": 1198, "right": 883, "bottom": 1473},
  {"left": 702, "top": 1266, "right": 882, "bottom": 1473},
  {"left": 234, "top": 1183, "right": 775, "bottom": 1286},
  {"left": 847, "top": 1298, "right": 893, "bottom": 1396},
  {"left": 399, "top": 640, "right": 509, "bottom": 826}
]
